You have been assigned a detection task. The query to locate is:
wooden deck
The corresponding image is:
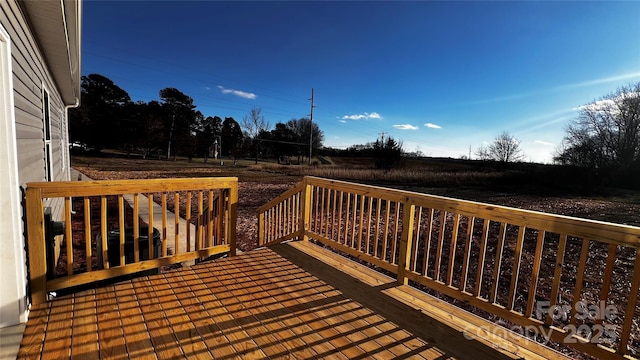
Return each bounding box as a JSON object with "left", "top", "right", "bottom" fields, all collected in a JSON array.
[{"left": 18, "top": 242, "right": 569, "bottom": 360}]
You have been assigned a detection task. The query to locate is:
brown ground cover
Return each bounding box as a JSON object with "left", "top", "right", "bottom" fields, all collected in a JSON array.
[{"left": 72, "top": 153, "right": 640, "bottom": 251}]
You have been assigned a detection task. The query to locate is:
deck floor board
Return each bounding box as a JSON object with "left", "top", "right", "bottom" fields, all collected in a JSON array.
[{"left": 18, "top": 243, "right": 561, "bottom": 359}]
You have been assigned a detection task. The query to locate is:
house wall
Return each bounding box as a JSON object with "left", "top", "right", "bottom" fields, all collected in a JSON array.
[{"left": 0, "top": 0, "right": 71, "bottom": 327}]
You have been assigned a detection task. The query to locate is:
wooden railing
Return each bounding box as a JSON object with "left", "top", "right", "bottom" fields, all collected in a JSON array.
[
  {"left": 258, "top": 176, "right": 640, "bottom": 359},
  {"left": 26, "top": 177, "right": 238, "bottom": 305}
]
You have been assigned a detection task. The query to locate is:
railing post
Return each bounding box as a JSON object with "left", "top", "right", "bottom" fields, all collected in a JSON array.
[
  {"left": 299, "top": 178, "right": 312, "bottom": 241},
  {"left": 258, "top": 211, "right": 265, "bottom": 246},
  {"left": 26, "top": 187, "right": 47, "bottom": 305},
  {"left": 228, "top": 181, "right": 238, "bottom": 256},
  {"left": 397, "top": 198, "right": 415, "bottom": 285}
]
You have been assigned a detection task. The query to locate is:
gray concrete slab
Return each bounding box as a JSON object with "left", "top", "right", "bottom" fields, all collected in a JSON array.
[{"left": 0, "top": 324, "right": 24, "bottom": 360}]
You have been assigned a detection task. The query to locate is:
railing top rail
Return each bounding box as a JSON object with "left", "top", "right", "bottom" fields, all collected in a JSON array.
[
  {"left": 257, "top": 181, "right": 305, "bottom": 214},
  {"left": 27, "top": 177, "right": 238, "bottom": 198},
  {"left": 302, "top": 176, "right": 640, "bottom": 248}
]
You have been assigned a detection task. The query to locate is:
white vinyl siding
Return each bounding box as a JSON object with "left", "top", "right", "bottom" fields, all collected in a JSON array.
[
  {"left": 0, "top": 19, "right": 27, "bottom": 328},
  {"left": 1, "top": 0, "right": 69, "bottom": 186},
  {"left": 0, "top": 0, "right": 75, "bottom": 327}
]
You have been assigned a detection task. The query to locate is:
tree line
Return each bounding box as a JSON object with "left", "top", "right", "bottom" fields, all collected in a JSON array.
[
  {"left": 69, "top": 74, "right": 324, "bottom": 162},
  {"left": 70, "top": 74, "right": 639, "bottom": 186},
  {"left": 554, "top": 82, "right": 640, "bottom": 186}
]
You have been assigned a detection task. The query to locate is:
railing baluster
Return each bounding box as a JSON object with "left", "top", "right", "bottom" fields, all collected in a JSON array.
[
  {"left": 374, "top": 197, "right": 381, "bottom": 258},
  {"left": 283, "top": 198, "right": 288, "bottom": 238},
  {"left": 264, "top": 208, "right": 270, "bottom": 244},
  {"left": 357, "top": 194, "right": 365, "bottom": 252},
  {"left": 422, "top": 208, "right": 434, "bottom": 278},
  {"left": 460, "top": 216, "right": 475, "bottom": 292},
  {"left": 382, "top": 200, "right": 391, "bottom": 261},
  {"left": 446, "top": 213, "right": 461, "bottom": 286},
  {"left": 293, "top": 190, "right": 297, "bottom": 236},
  {"left": 474, "top": 219, "right": 490, "bottom": 297},
  {"left": 133, "top": 194, "right": 139, "bottom": 263},
  {"left": 324, "top": 188, "right": 331, "bottom": 237},
  {"left": 84, "top": 197, "right": 92, "bottom": 272},
  {"left": 433, "top": 211, "right": 447, "bottom": 282},
  {"left": 337, "top": 191, "right": 344, "bottom": 244},
  {"left": 276, "top": 201, "right": 281, "bottom": 238},
  {"left": 391, "top": 201, "right": 401, "bottom": 264},
  {"left": 570, "top": 238, "right": 590, "bottom": 325},
  {"left": 365, "top": 197, "right": 373, "bottom": 256},
  {"left": 411, "top": 207, "right": 423, "bottom": 273},
  {"left": 118, "top": 194, "right": 125, "bottom": 266},
  {"left": 507, "top": 225, "right": 526, "bottom": 311},
  {"left": 597, "top": 243, "right": 617, "bottom": 327},
  {"left": 174, "top": 192, "right": 180, "bottom": 252},
  {"left": 147, "top": 193, "right": 154, "bottom": 260},
  {"left": 208, "top": 190, "right": 214, "bottom": 248},
  {"left": 546, "top": 234, "right": 568, "bottom": 326},
  {"left": 65, "top": 197, "right": 73, "bottom": 275},
  {"left": 525, "top": 230, "right": 545, "bottom": 318},
  {"left": 161, "top": 193, "right": 168, "bottom": 257},
  {"left": 490, "top": 222, "right": 507, "bottom": 304},
  {"left": 216, "top": 190, "right": 222, "bottom": 245},
  {"left": 186, "top": 191, "right": 191, "bottom": 251},
  {"left": 343, "top": 192, "right": 351, "bottom": 246},
  {"left": 196, "top": 191, "right": 202, "bottom": 251},
  {"left": 317, "top": 186, "right": 323, "bottom": 235},
  {"left": 351, "top": 193, "right": 358, "bottom": 249},
  {"left": 294, "top": 191, "right": 299, "bottom": 235},
  {"left": 101, "top": 196, "right": 108, "bottom": 268}
]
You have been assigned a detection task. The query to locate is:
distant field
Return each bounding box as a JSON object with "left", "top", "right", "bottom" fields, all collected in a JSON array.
[{"left": 71, "top": 152, "right": 640, "bottom": 231}]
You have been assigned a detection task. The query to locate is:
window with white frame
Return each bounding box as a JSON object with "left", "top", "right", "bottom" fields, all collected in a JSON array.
[
  {"left": 60, "top": 110, "right": 65, "bottom": 171},
  {"left": 43, "top": 88, "right": 52, "bottom": 181}
]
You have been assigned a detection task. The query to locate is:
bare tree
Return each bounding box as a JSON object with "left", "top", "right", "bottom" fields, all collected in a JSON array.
[
  {"left": 555, "top": 82, "right": 640, "bottom": 169},
  {"left": 242, "top": 107, "right": 270, "bottom": 164},
  {"left": 476, "top": 131, "right": 524, "bottom": 162}
]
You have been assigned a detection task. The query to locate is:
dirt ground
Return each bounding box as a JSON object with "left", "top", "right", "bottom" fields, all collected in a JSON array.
[{"left": 73, "top": 162, "right": 640, "bottom": 252}]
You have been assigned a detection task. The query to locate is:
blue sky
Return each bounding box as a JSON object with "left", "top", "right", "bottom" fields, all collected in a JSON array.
[{"left": 83, "top": 1, "right": 640, "bottom": 163}]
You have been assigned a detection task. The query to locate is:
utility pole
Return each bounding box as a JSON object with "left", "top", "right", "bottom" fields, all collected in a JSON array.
[
  {"left": 308, "top": 88, "right": 315, "bottom": 165},
  {"left": 378, "top": 132, "right": 387, "bottom": 143},
  {"left": 167, "top": 113, "right": 175, "bottom": 160}
]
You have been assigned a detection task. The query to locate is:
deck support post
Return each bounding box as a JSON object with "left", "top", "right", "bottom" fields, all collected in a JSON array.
[
  {"left": 300, "top": 177, "right": 312, "bottom": 241},
  {"left": 397, "top": 199, "right": 415, "bottom": 285},
  {"left": 26, "top": 187, "right": 47, "bottom": 306},
  {"left": 228, "top": 182, "right": 238, "bottom": 256},
  {"left": 258, "top": 211, "right": 265, "bottom": 246}
]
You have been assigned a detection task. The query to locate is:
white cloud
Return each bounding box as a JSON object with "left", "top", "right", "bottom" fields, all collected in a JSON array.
[
  {"left": 471, "top": 72, "right": 640, "bottom": 105},
  {"left": 218, "top": 85, "right": 256, "bottom": 100},
  {"left": 577, "top": 91, "right": 640, "bottom": 114},
  {"left": 393, "top": 124, "right": 418, "bottom": 130},
  {"left": 341, "top": 112, "right": 382, "bottom": 120},
  {"left": 339, "top": 120, "right": 347, "bottom": 123},
  {"left": 534, "top": 140, "right": 554, "bottom": 146},
  {"left": 424, "top": 123, "right": 442, "bottom": 129},
  {"left": 556, "top": 72, "right": 640, "bottom": 91}
]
